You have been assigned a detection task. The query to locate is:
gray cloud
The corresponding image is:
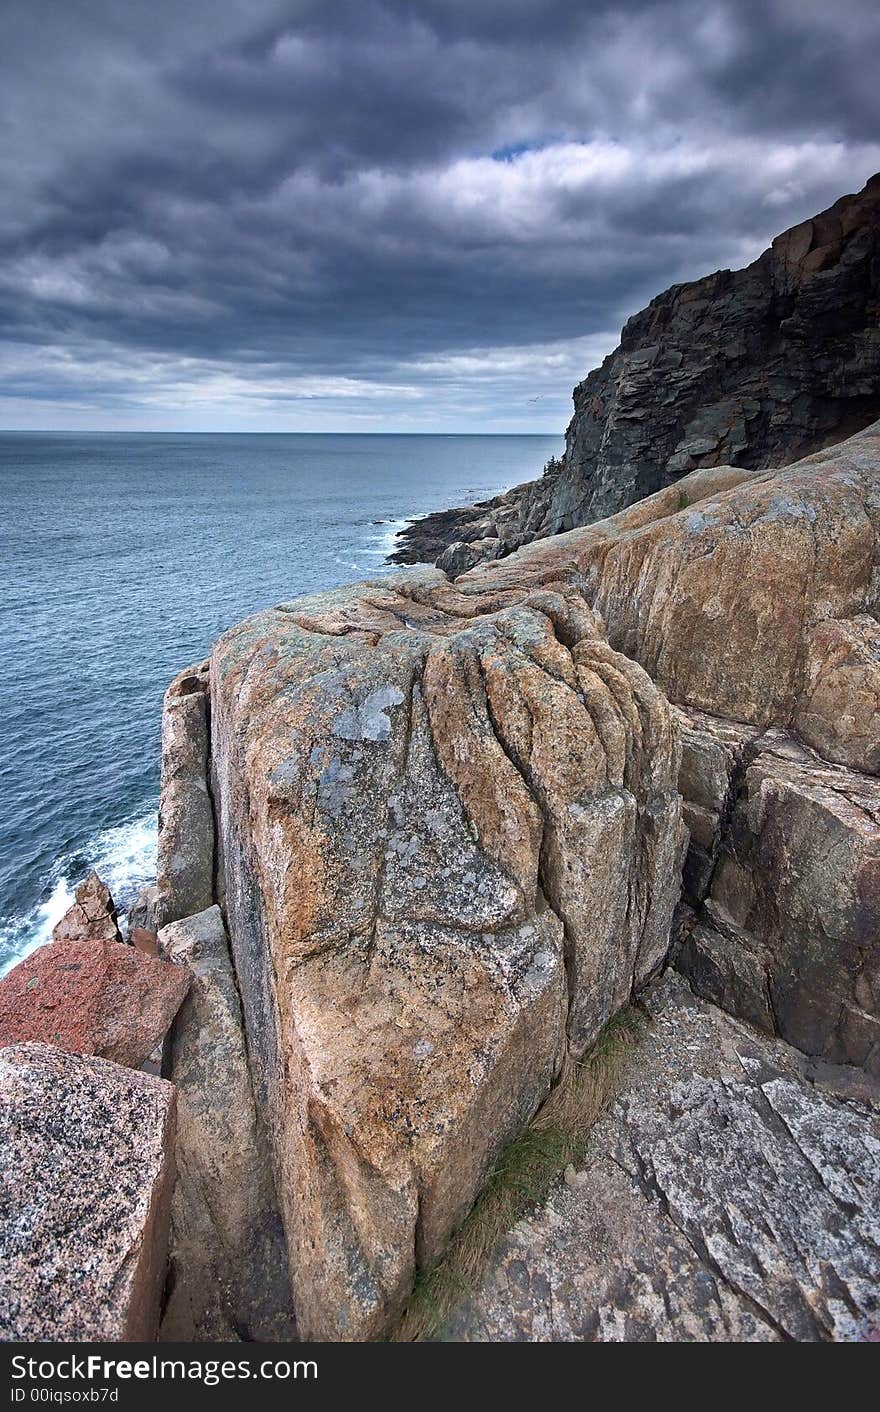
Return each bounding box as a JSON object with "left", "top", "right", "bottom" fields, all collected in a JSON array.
[{"left": 1, "top": 0, "right": 878, "bottom": 429}]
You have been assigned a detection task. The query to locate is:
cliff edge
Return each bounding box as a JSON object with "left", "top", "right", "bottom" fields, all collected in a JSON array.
[{"left": 392, "top": 173, "right": 880, "bottom": 569}]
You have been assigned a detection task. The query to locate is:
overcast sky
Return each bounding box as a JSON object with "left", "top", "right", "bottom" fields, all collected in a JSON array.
[{"left": 1, "top": 0, "right": 878, "bottom": 432}]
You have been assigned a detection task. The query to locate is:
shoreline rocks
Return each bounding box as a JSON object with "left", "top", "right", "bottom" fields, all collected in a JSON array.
[
  {"left": 156, "top": 662, "right": 215, "bottom": 929},
  {"left": 52, "top": 870, "right": 122, "bottom": 945}
]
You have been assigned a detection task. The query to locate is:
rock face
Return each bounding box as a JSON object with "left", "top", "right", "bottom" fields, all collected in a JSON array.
[
  {"left": 157, "top": 906, "right": 295, "bottom": 1341},
  {"left": 160, "top": 417, "right": 880, "bottom": 1339},
  {"left": 208, "top": 568, "right": 684, "bottom": 1339},
  {"left": 0, "top": 936, "right": 190, "bottom": 1068},
  {"left": 392, "top": 174, "right": 880, "bottom": 567},
  {"left": 446, "top": 974, "right": 880, "bottom": 1342},
  {"left": 675, "top": 730, "right": 880, "bottom": 1074},
  {"left": 52, "top": 870, "right": 122, "bottom": 944},
  {"left": 156, "top": 662, "right": 215, "bottom": 928},
  {"left": 0, "top": 1043, "right": 175, "bottom": 1341}
]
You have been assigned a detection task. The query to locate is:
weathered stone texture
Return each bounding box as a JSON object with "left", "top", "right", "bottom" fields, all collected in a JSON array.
[
  {"left": 0, "top": 936, "right": 190, "bottom": 1068},
  {"left": 52, "top": 870, "right": 122, "bottom": 944},
  {"left": 160, "top": 418, "right": 880, "bottom": 1341},
  {"left": 677, "top": 737, "right": 880, "bottom": 1074},
  {"left": 447, "top": 975, "right": 880, "bottom": 1342},
  {"left": 0, "top": 1043, "right": 175, "bottom": 1341},
  {"left": 157, "top": 906, "right": 295, "bottom": 1342}
]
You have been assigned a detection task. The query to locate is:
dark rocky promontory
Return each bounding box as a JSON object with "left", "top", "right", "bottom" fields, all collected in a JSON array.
[{"left": 391, "top": 173, "right": 880, "bottom": 568}]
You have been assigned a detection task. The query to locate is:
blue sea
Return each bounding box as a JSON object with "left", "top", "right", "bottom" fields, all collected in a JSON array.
[{"left": 0, "top": 432, "right": 559, "bottom": 972}]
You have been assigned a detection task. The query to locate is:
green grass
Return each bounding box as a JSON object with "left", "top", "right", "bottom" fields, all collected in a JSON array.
[{"left": 392, "top": 1005, "right": 648, "bottom": 1341}]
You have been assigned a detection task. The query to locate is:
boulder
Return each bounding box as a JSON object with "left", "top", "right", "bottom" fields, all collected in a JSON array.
[
  {"left": 0, "top": 937, "right": 190, "bottom": 1068},
  {"left": 52, "top": 870, "right": 121, "bottom": 944},
  {"left": 209, "top": 570, "right": 684, "bottom": 1339},
  {"left": 0, "top": 1042, "right": 175, "bottom": 1341},
  {"left": 155, "top": 662, "right": 214, "bottom": 927},
  {"left": 157, "top": 906, "right": 295, "bottom": 1341},
  {"left": 446, "top": 974, "right": 880, "bottom": 1342},
  {"left": 436, "top": 538, "right": 502, "bottom": 578}
]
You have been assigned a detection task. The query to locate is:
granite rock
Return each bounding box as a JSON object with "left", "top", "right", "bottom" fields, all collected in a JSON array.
[
  {"left": 52, "top": 871, "right": 122, "bottom": 945},
  {"left": 156, "top": 662, "right": 215, "bottom": 928},
  {"left": 0, "top": 936, "right": 190, "bottom": 1068},
  {"left": 446, "top": 974, "right": 880, "bottom": 1342},
  {"left": 208, "top": 569, "right": 684, "bottom": 1339},
  {"left": 0, "top": 1042, "right": 175, "bottom": 1341},
  {"left": 676, "top": 737, "right": 880, "bottom": 1074}
]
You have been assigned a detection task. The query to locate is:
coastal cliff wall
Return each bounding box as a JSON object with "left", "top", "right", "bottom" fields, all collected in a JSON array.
[
  {"left": 152, "top": 420, "right": 879, "bottom": 1340},
  {"left": 392, "top": 173, "right": 880, "bottom": 569}
]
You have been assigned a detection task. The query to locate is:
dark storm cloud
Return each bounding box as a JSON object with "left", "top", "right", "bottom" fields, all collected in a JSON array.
[{"left": 1, "top": 0, "right": 879, "bottom": 429}]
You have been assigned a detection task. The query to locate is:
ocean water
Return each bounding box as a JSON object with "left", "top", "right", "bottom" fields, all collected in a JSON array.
[{"left": 0, "top": 431, "right": 559, "bottom": 973}]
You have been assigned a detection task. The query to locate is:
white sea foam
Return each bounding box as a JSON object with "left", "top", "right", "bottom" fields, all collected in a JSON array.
[{"left": 0, "top": 809, "right": 158, "bottom": 975}]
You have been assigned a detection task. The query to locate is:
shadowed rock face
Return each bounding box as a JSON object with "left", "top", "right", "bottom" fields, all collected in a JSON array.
[
  {"left": 210, "top": 572, "right": 684, "bottom": 1339},
  {"left": 0, "top": 1044, "right": 175, "bottom": 1342},
  {"left": 158, "top": 906, "right": 295, "bottom": 1342},
  {"left": 392, "top": 174, "right": 880, "bottom": 568},
  {"left": 156, "top": 662, "right": 214, "bottom": 929}
]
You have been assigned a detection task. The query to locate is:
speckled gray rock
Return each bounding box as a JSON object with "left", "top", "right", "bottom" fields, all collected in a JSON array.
[
  {"left": 447, "top": 974, "right": 880, "bottom": 1342},
  {"left": 156, "top": 661, "right": 214, "bottom": 928},
  {"left": 0, "top": 1042, "right": 175, "bottom": 1342},
  {"left": 157, "top": 906, "right": 295, "bottom": 1342},
  {"left": 393, "top": 173, "right": 880, "bottom": 567}
]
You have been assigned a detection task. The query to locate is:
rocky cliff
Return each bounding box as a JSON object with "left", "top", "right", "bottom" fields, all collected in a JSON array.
[
  {"left": 3, "top": 264, "right": 879, "bottom": 1346},
  {"left": 392, "top": 173, "right": 880, "bottom": 569},
  {"left": 142, "top": 419, "right": 877, "bottom": 1341}
]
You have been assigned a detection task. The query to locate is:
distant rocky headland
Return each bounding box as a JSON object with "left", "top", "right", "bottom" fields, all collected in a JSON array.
[
  {"left": 392, "top": 173, "right": 880, "bottom": 572},
  {"left": 2, "top": 179, "right": 879, "bottom": 1344}
]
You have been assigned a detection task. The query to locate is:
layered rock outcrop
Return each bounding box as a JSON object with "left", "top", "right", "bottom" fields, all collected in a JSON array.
[
  {"left": 393, "top": 173, "right": 880, "bottom": 568},
  {"left": 446, "top": 973, "right": 880, "bottom": 1342},
  {"left": 209, "top": 572, "right": 684, "bottom": 1339},
  {"left": 0, "top": 1043, "right": 175, "bottom": 1341}
]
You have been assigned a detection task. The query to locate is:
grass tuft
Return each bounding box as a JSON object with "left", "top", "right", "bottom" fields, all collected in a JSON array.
[{"left": 392, "top": 1004, "right": 648, "bottom": 1341}]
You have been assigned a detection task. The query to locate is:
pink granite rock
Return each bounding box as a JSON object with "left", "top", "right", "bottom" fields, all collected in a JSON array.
[{"left": 0, "top": 937, "right": 190, "bottom": 1068}]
